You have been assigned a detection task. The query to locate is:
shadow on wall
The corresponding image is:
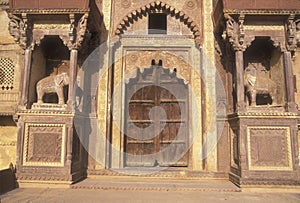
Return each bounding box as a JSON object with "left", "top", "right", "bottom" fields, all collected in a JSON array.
[{"left": 0, "top": 163, "right": 17, "bottom": 195}]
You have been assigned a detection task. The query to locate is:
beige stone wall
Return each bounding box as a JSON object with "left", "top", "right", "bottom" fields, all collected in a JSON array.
[
  {"left": 0, "top": 124, "right": 17, "bottom": 170},
  {"left": 0, "top": 8, "right": 23, "bottom": 114},
  {"left": 0, "top": 7, "right": 19, "bottom": 170},
  {"left": 293, "top": 48, "right": 300, "bottom": 107}
]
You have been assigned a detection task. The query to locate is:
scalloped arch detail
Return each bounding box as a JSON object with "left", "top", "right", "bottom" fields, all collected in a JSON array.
[{"left": 114, "top": 0, "right": 202, "bottom": 46}]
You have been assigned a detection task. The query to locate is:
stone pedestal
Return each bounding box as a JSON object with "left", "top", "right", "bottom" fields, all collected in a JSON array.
[
  {"left": 16, "top": 110, "right": 86, "bottom": 184},
  {"left": 228, "top": 112, "right": 300, "bottom": 187}
]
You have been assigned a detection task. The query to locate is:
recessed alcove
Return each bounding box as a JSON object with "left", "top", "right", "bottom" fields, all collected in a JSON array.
[
  {"left": 29, "top": 36, "right": 70, "bottom": 106},
  {"left": 244, "top": 37, "right": 285, "bottom": 107}
]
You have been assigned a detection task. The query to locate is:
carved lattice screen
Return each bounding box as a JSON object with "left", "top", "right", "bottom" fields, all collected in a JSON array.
[{"left": 0, "top": 57, "right": 15, "bottom": 90}]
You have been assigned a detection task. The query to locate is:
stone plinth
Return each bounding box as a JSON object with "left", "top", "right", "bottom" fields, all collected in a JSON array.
[
  {"left": 16, "top": 111, "right": 86, "bottom": 184},
  {"left": 228, "top": 113, "right": 300, "bottom": 187}
]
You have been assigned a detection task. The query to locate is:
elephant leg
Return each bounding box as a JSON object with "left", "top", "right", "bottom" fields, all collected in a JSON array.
[
  {"left": 37, "top": 86, "right": 43, "bottom": 104},
  {"left": 250, "top": 91, "right": 257, "bottom": 107},
  {"left": 270, "top": 91, "right": 277, "bottom": 105},
  {"left": 57, "top": 88, "right": 64, "bottom": 104}
]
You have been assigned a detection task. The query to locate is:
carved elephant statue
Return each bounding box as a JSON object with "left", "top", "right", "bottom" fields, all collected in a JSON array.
[
  {"left": 244, "top": 64, "right": 277, "bottom": 106},
  {"left": 36, "top": 72, "right": 69, "bottom": 105}
]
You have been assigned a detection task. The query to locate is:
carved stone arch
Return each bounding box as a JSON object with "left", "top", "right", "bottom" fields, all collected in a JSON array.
[
  {"left": 114, "top": 1, "right": 202, "bottom": 46},
  {"left": 124, "top": 51, "right": 192, "bottom": 84},
  {"left": 269, "top": 36, "right": 287, "bottom": 52}
]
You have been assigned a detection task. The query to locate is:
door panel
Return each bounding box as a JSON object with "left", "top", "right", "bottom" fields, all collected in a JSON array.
[{"left": 125, "top": 65, "right": 189, "bottom": 167}]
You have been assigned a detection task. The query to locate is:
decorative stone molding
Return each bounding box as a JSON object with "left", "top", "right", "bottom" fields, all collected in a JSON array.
[
  {"left": 224, "top": 9, "right": 300, "bottom": 15},
  {"left": 8, "top": 14, "right": 31, "bottom": 49},
  {"left": 9, "top": 8, "right": 89, "bottom": 15},
  {"left": 286, "top": 14, "right": 298, "bottom": 52},
  {"left": 124, "top": 51, "right": 191, "bottom": 84},
  {"left": 223, "top": 13, "right": 251, "bottom": 52},
  {"left": 9, "top": 12, "right": 89, "bottom": 50},
  {"left": 295, "top": 19, "right": 300, "bottom": 47},
  {"left": 247, "top": 126, "right": 293, "bottom": 171},
  {"left": 114, "top": 0, "right": 202, "bottom": 46},
  {"left": 23, "top": 123, "right": 66, "bottom": 167}
]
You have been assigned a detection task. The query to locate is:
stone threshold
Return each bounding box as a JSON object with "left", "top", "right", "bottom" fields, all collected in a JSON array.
[
  {"left": 87, "top": 168, "right": 228, "bottom": 179},
  {"left": 71, "top": 176, "right": 241, "bottom": 192}
]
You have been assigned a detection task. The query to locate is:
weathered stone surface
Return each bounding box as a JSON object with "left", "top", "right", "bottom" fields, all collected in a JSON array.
[{"left": 0, "top": 126, "right": 17, "bottom": 170}]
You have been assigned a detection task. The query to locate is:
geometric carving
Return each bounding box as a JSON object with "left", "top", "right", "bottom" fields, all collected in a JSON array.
[
  {"left": 23, "top": 123, "right": 66, "bottom": 166},
  {"left": 0, "top": 58, "right": 15, "bottom": 91},
  {"left": 247, "top": 126, "right": 292, "bottom": 171}
]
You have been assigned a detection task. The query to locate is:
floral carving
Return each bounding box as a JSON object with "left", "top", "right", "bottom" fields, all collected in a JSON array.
[
  {"left": 223, "top": 14, "right": 246, "bottom": 51},
  {"left": 286, "top": 14, "right": 298, "bottom": 52},
  {"left": 8, "top": 14, "right": 29, "bottom": 49}
]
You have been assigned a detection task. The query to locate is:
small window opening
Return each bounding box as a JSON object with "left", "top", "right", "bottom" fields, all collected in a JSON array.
[{"left": 148, "top": 13, "right": 167, "bottom": 34}]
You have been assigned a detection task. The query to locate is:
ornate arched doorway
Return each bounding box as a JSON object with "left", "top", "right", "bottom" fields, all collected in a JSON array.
[{"left": 125, "top": 62, "right": 189, "bottom": 167}]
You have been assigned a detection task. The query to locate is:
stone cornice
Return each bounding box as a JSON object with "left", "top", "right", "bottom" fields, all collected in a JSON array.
[
  {"left": 8, "top": 8, "right": 90, "bottom": 15},
  {"left": 224, "top": 9, "right": 300, "bottom": 15}
]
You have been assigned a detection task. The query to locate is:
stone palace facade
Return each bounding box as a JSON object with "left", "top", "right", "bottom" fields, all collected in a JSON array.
[{"left": 0, "top": 0, "right": 300, "bottom": 187}]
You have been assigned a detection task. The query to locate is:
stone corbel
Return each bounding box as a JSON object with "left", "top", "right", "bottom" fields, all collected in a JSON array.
[
  {"left": 67, "top": 13, "right": 89, "bottom": 50},
  {"left": 286, "top": 14, "right": 297, "bottom": 52},
  {"left": 270, "top": 36, "right": 286, "bottom": 52},
  {"left": 8, "top": 13, "right": 32, "bottom": 50},
  {"left": 223, "top": 13, "right": 246, "bottom": 52}
]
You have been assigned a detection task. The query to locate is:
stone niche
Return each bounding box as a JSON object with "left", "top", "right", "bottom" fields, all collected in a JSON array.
[
  {"left": 243, "top": 37, "right": 285, "bottom": 108},
  {"left": 29, "top": 36, "right": 70, "bottom": 109}
]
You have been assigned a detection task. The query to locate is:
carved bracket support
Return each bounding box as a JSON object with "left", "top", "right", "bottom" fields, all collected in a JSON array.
[
  {"left": 223, "top": 13, "right": 247, "bottom": 52},
  {"left": 67, "top": 13, "right": 89, "bottom": 50},
  {"left": 8, "top": 12, "right": 89, "bottom": 51},
  {"left": 286, "top": 14, "right": 298, "bottom": 52},
  {"left": 8, "top": 13, "right": 32, "bottom": 50}
]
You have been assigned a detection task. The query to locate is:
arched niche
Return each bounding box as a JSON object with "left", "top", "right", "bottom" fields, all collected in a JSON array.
[
  {"left": 244, "top": 37, "right": 285, "bottom": 106},
  {"left": 114, "top": 1, "right": 202, "bottom": 45},
  {"left": 29, "top": 36, "right": 70, "bottom": 106}
]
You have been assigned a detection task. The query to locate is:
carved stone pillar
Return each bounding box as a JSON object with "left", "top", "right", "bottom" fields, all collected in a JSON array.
[
  {"left": 235, "top": 50, "right": 245, "bottom": 112},
  {"left": 283, "top": 51, "right": 297, "bottom": 112},
  {"left": 20, "top": 48, "right": 32, "bottom": 109},
  {"left": 224, "top": 14, "right": 246, "bottom": 113},
  {"left": 68, "top": 49, "right": 78, "bottom": 111}
]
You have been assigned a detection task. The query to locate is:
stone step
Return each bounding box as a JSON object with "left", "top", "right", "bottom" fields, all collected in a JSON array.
[{"left": 71, "top": 177, "right": 241, "bottom": 192}]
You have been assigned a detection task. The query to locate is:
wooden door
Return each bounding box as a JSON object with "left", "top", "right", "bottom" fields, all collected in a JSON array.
[{"left": 125, "top": 65, "right": 189, "bottom": 167}]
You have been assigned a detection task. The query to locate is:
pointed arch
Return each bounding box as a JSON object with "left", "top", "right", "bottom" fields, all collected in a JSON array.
[{"left": 114, "top": 0, "right": 202, "bottom": 46}]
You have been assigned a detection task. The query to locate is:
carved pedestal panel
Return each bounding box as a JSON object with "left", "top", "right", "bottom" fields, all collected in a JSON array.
[
  {"left": 16, "top": 112, "right": 85, "bottom": 184},
  {"left": 229, "top": 113, "right": 300, "bottom": 187}
]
